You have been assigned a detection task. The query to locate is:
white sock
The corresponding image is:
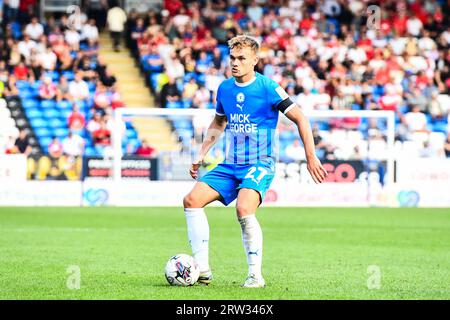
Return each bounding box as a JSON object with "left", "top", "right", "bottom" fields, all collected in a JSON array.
[
  {"left": 238, "top": 214, "right": 263, "bottom": 279},
  {"left": 184, "top": 208, "right": 210, "bottom": 272}
]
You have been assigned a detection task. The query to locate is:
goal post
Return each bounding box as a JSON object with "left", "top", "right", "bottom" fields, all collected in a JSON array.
[{"left": 112, "top": 107, "right": 396, "bottom": 206}]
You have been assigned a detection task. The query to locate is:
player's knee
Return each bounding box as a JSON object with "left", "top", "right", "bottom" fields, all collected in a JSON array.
[
  {"left": 236, "top": 203, "right": 253, "bottom": 217},
  {"left": 183, "top": 193, "right": 201, "bottom": 208}
]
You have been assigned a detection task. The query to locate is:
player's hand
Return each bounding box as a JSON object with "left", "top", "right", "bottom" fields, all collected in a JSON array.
[
  {"left": 306, "top": 156, "right": 328, "bottom": 184},
  {"left": 189, "top": 159, "right": 202, "bottom": 180}
]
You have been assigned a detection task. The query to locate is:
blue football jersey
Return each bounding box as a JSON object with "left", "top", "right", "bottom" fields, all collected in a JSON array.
[{"left": 215, "top": 72, "right": 293, "bottom": 165}]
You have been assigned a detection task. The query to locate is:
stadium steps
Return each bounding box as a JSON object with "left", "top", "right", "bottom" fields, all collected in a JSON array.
[{"left": 98, "top": 33, "right": 178, "bottom": 152}]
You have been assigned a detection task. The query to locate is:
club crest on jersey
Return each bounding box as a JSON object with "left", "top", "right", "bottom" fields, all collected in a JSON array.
[{"left": 236, "top": 92, "right": 245, "bottom": 111}]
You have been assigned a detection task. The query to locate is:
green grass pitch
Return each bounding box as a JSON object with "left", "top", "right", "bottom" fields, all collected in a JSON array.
[{"left": 0, "top": 206, "right": 449, "bottom": 300}]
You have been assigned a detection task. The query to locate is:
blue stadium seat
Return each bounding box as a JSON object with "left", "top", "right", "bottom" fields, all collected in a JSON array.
[
  {"left": 26, "top": 108, "right": 43, "bottom": 119},
  {"left": 40, "top": 100, "right": 56, "bottom": 109},
  {"left": 88, "top": 82, "right": 96, "bottom": 92},
  {"left": 43, "top": 108, "right": 61, "bottom": 119},
  {"left": 74, "top": 100, "right": 87, "bottom": 109},
  {"left": 150, "top": 73, "right": 162, "bottom": 89},
  {"left": 35, "top": 127, "right": 52, "bottom": 137},
  {"left": 166, "top": 101, "right": 182, "bottom": 109},
  {"left": 22, "top": 99, "right": 39, "bottom": 109},
  {"left": 45, "top": 71, "right": 60, "bottom": 82},
  {"left": 84, "top": 146, "right": 98, "bottom": 157},
  {"left": 61, "top": 71, "right": 75, "bottom": 81},
  {"left": 53, "top": 128, "right": 69, "bottom": 139},
  {"left": 182, "top": 100, "right": 192, "bottom": 109},
  {"left": 173, "top": 120, "right": 192, "bottom": 130},
  {"left": 197, "top": 74, "right": 206, "bottom": 85},
  {"left": 30, "top": 117, "right": 47, "bottom": 128},
  {"left": 59, "top": 109, "right": 72, "bottom": 120},
  {"left": 433, "top": 122, "right": 448, "bottom": 134},
  {"left": 125, "top": 129, "right": 138, "bottom": 139},
  {"left": 19, "top": 90, "right": 36, "bottom": 100},
  {"left": 16, "top": 80, "right": 30, "bottom": 90},
  {"left": 57, "top": 100, "right": 73, "bottom": 110},
  {"left": 184, "top": 72, "right": 197, "bottom": 83},
  {"left": 11, "top": 22, "right": 22, "bottom": 39},
  {"left": 48, "top": 118, "right": 65, "bottom": 128},
  {"left": 31, "top": 81, "right": 42, "bottom": 91},
  {"left": 39, "top": 137, "right": 53, "bottom": 149}
]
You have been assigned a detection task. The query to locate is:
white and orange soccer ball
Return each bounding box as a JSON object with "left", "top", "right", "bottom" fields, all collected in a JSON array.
[{"left": 164, "top": 254, "right": 200, "bottom": 286}]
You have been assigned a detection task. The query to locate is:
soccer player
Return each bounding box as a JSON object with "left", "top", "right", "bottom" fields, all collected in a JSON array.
[{"left": 183, "top": 35, "right": 327, "bottom": 288}]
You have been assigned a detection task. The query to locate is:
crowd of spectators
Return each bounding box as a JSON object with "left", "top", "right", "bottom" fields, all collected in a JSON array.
[
  {"left": 125, "top": 0, "right": 449, "bottom": 161},
  {"left": 0, "top": 2, "right": 149, "bottom": 180}
]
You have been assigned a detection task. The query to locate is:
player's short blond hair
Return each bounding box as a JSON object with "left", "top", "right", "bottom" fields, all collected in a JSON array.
[{"left": 228, "top": 35, "right": 260, "bottom": 54}]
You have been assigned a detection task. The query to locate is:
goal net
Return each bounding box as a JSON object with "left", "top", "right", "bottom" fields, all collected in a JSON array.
[{"left": 111, "top": 108, "right": 395, "bottom": 207}]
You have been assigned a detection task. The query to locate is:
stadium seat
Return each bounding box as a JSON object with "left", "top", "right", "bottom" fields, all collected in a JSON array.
[
  {"left": 57, "top": 100, "right": 73, "bottom": 110},
  {"left": 125, "top": 129, "right": 138, "bottom": 139},
  {"left": 38, "top": 137, "right": 53, "bottom": 150},
  {"left": 47, "top": 118, "right": 65, "bottom": 128},
  {"left": 61, "top": 71, "right": 75, "bottom": 81},
  {"left": 173, "top": 119, "right": 192, "bottom": 130},
  {"left": 53, "top": 128, "right": 69, "bottom": 139},
  {"left": 22, "top": 99, "right": 39, "bottom": 109},
  {"left": 166, "top": 101, "right": 182, "bottom": 109},
  {"left": 42, "top": 108, "right": 60, "bottom": 119},
  {"left": 59, "top": 109, "right": 72, "bottom": 120},
  {"left": 40, "top": 100, "right": 56, "bottom": 109},
  {"left": 16, "top": 81, "right": 30, "bottom": 90},
  {"left": 19, "top": 90, "right": 36, "bottom": 100},
  {"left": 84, "top": 146, "right": 97, "bottom": 157},
  {"left": 26, "top": 108, "right": 43, "bottom": 119},
  {"left": 35, "top": 127, "right": 52, "bottom": 137}
]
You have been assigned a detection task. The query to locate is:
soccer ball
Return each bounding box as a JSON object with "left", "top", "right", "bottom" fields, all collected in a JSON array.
[{"left": 164, "top": 254, "right": 200, "bottom": 286}]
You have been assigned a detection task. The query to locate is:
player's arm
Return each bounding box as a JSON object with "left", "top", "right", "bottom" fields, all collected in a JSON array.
[
  {"left": 189, "top": 114, "right": 227, "bottom": 179},
  {"left": 283, "top": 104, "right": 328, "bottom": 184}
]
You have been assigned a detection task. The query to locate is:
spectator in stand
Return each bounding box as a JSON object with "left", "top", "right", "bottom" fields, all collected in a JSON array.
[
  {"left": 146, "top": 45, "right": 164, "bottom": 73},
  {"left": 92, "top": 120, "right": 112, "bottom": 156},
  {"left": 182, "top": 77, "right": 199, "bottom": 101},
  {"left": 69, "top": 71, "right": 90, "bottom": 102},
  {"left": 56, "top": 76, "right": 72, "bottom": 102},
  {"left": 136, "top": 139, "right": 156, "bottom": 158},
  {"left": 166, "top": 54, "right": 185, "bottom": 82},
  {"left": 48, "top": 136, "right": 63, "bottom": 158},
  {"left": 18, "top": 34, "right": 36, "bottom": 65},
  {"left": 93, "top": 83, "right": 111, "bottom": 113},
  {"left": 106, "top": 1, "right": 127, "bottom": 52},
  {"left": 13, "top": 61, "right": 30, "bottom": 80},
  {"left": 285, "top": 139, "right": 306, "bottom": 162},
  {"left": 65, "top": 28, "right": 81, "bottom": 51},
  {"left": 81, "top": 19, "right": 100, "bottom": 44},
  {"left": 38, "top": 76, "right": 57, "bottom": 100},
  {"left": 99, "top": 67, "right": 117, "bottom": 87},
  {"left": 160, "top": 77, "right": 181, "bottom": 108},
  {"left": 12, "top": 130, "right": 32, "bottom": 156},
  {"left": 62, "top": 131, "right": 85, "bottom": 158},
  {"left": 24, "top": 16, "right": 44, "bottom": 41},
  {"left": 5, "top": 0, "right": 20, "bottom": 23},
  {"left": 192, "top": 84, "right": 211, "bottom": 109},
  {"left": 427, "top": 91, "right": 445, "bottom": 120},
  {"left": 404, "top": 105, "right": 429, "bottom": 134},
  {"left": 86, "top": 111, "right": 102, "bottom": 136},
  {"left": 444, "top": 133, "right": 450, "bottom": 158},
  {"left": 68, "top": 105, "right": 86, "bottom": 135},
  {"left": 406, "top": 88, "right": 428, "bottom": 113}
]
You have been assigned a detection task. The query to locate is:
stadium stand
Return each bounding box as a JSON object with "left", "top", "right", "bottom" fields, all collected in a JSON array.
[
  {"left": 0, "top": 3, "right": 141, "bottom": 179},
  {"left": 125, "top": 0, "right": 449, "bottom": 163},
  {"left": 1, "top": 0, "right": 449, "bottom": 180}
]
